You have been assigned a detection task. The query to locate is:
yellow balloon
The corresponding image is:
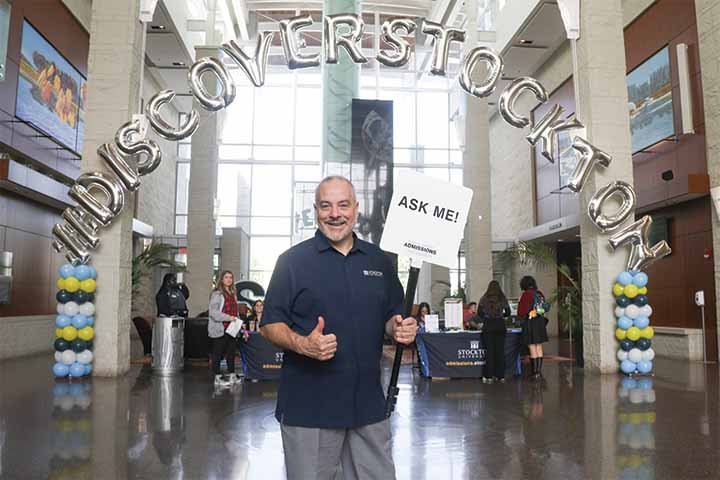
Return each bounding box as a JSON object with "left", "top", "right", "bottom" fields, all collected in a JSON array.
[
  {"left": 623, "top": 284, "right": 639, "bottom": 299},
  {"left": 55, "top": 328, "right": 63, "bottom": 338},
  {"left": 615, "top": 328, "right": 627, "bottom": 340},
  {"left": 641, "top": 326, "right": 654, "bottom": 339},
  {"left": 627, "top": 326, "right": 641, "bottom": 341},
  {"left": 613, "top": 283, "right": 624, "bottom": 296},
  {"left": 629, "top": 455, "right": 644, "bottom": 467},
  {"left": 80, "top": 278, "right": 96, "bottom": 293},
  {"left": 62, "top": 325, "right": 78, "bottom": 341},
  {"left": 56, "top": 278, "right": 66, "bottom": 290},
  {"left": 78, "top": 326, "right": 94, "bottom": 341},
  {"left": 629, "top": 413, "right": 643, "bottom": 424},
  {"left": 77, "top": 418, "right": 92, "bottom": 432},
  {"left": 64, "top": 277, "right": 80, "bottom": 293},
  {"left": 638, "top": 287, "right": 648, "bottom": 295},
  {"left": 618, "top": 413, "right": 628, "bottom": 423},
  {"left": 647, "top": 412, "right": 656, "bottom": 423}
]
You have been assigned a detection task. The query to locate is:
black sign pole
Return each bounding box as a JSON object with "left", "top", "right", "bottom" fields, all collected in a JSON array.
[{"left": 385, "top": 264, "right": 421, "bottom": 417}]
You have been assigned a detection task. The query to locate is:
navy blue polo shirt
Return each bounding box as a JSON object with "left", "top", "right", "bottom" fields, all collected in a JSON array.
[{"left": 260, "top": 229, "right": 404, "bottom": 429}]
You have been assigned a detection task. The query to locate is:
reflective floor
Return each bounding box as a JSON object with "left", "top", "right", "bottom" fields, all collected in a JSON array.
[{"left": 0, "top": 353, "right": 719, "bottom": 479}]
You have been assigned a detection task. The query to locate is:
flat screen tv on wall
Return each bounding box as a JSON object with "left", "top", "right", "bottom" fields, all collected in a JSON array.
[
  {"left": 15, "top": 20, "right": 85, "bottom": 154},
  {"left": 627, "top": 46, "right": 674, "bottom": 154}
]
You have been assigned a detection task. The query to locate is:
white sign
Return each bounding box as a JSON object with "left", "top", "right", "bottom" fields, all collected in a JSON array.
[
  {"left": 380, "top": 171, "right": 473, "bottom": 269},
  {"left": 444, "top": 298, "right": 464, "bottom": 330},
  {"left": 424, "top": 314, "right": 439, "bottom": 332}
]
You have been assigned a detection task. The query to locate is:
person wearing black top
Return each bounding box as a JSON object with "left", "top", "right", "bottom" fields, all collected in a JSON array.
[
  {"left": 478, "top": 280, "right": 511, "bottom": 383},
  {"left": 156, "top": 273, "right": 188, "bottom": 317}
]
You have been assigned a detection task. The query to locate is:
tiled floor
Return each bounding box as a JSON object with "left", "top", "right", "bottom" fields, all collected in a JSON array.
[{"left": 0, "top": 353, "right": 718, "bottom": 479}]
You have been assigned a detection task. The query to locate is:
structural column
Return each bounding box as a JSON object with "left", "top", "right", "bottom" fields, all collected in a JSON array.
[
  {"left": 186, "top": 46, "right": 222, "bottom": 315},
  {"left": 575, "top": 0, "right": 635, "bottom": 372},
  {"left": 322, "top": 0, "right": 360, "bottom": 173},
  {"left": 462, "top": 0, "right": 493, "bottom": 302},
  {"left": 697, "top": 0, "right": 720, "bottom": 362},
  {"left": 82, "top": 0, "right": 144, "bottom": 376}
]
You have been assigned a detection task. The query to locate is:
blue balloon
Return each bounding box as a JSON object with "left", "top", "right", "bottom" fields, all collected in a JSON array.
[
  {"left": 53, "top": 362, "right": 70, "bottom": 377},
  {"left": 617, "top": 271, "right": 633, "bottom": 286},
  {"left": 632, "top": 272, "right": 649, "bottom": 288},
  {"left": 59, "top": 264, "right": 76, "bottom": 279},
  {"left": 620, "top": 360, "right": 637, "bottom": 374},
  {"left": 69, "top": 362, "right": 86, "bottom": 377},
  {"left": 71, "top": 314, "right": 88, "bottom": 329},
  {"left": 618, "top": 316, "right": 633, "bottom": 330},
  {"left": 88, "top": 266, "right": 97, "bottom": 279},
  {"left": 620, "top": 377, "right": 637, "bottom": 389},
  {"left": 53, "top": 383, "right": 70, "bottom": 396},
  {"left": 84, "top": 364, "right": 93, "bottom": 375},
  {"left": 55, "top": 315, "right": 72, "bottom": 328},
  {"left": 637, "top": 360, "right": 653, "bottom": 374},
  {"left": 86, "top": 316, "right": 95, "bottom": 327},
  {"left": 75, "top": 265, "right": 92, "bottom": 281},
  {"left": 634, "top": 316, "right": 650, "bottom": 329},
  {"left": 638, "top": 378, "right": 653, "bottom": 390}
]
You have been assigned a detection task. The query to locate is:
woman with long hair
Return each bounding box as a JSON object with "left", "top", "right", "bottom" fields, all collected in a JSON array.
[
  {"left": 416, "top": 302, "right": 431, "bottom": 330},
  {"left": 249, "top": 299, "right": 264, "bottom": 332},
  {"left": 478, "top": 280, "right": 510, "bottom": 383},
  {"left": 208, "top": 270, "right": 241, "bottom": 385},
  {"left": 517, "top": 275, "right": 549, "bottom": 379}
]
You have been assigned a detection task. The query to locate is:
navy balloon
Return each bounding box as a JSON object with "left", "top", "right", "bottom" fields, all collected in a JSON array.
[
  {"left": 86, "top": 340, "right": 93, "bottom": 351},
  {"left": 633, "top": 294, "right": 648, "bottom": 307},
  {"left": 616, "top": 295, "right": 631, "bottom": 308},
  {"left": 73, "top": 290, "right": 90, "bottom": 304},
  {"left": 636, "top": 338, "right": 651, "bottom": 351},
  {"left": 620, "top": 339, "right": 634, "bottom": 351},
  {"left": 54, "top": 338, "right": 70, "bottom": 352},
  {"left": 71, "top": 339, "right": 88, "bottom": 353},
  {"left": 56, "top": 290, "right": 72, "bottom": 304}
]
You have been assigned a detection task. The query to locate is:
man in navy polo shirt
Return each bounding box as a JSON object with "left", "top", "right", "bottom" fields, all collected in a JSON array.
[{"left": 260, "top": 175, "right": 418, "bottom": 480}]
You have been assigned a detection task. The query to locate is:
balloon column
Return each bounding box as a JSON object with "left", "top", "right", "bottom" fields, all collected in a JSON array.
[
  {"left": 616, "top": 377, "right": 656, "bottom": 480},
  {"left": 614, "top": 271, "right": 655, "bottom": 375},
  {"left": 53, "top": 264, "right": 96, "bottom": 379}
]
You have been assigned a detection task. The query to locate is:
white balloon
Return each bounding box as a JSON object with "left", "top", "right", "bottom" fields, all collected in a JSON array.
[
  {"left": 64, "top": 301, "right": 79, "bottom": 316},
  {"left": 617, "top": 349, "right": 628, "bottom": 362},
  {"left": 79, "top": 302, "right": 95, "bottom": 317},
  {"left": 77, "top": 350, "right": 93, "bottom": 364},
  {"left": 56, "top": 303, "right": 65, "bottom": 314},
  {"left": 625, "top": 304, "right": 640, "bottom": 319},
  {"left": 642, "top": 348, "right": 655, "bottom": 361},
  {"left": 75, "top": 394, "right": 92, "bottom": 410},
  {"left": 618, "top": 387, "right": 629, "bottom": 398},
  {"left": 59, "top": 395, "right": 75, "bottom": 412},
  {"left": 61, "top": 350, "right": 76, "bottom": 365},
  {"left": 640, "top": 305, "right": 653, "bottom": 317},
  {"left": 628, "top": 348, "right": 643, "bottom": 363},
  {"left": 614, "top": 306, "right": 625, "bottom": 318},
  {"left": 54, "top": 351, "right": 63, "bottom": 362}
]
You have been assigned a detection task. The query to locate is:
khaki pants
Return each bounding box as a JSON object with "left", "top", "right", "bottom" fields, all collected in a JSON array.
[{"left": 280, "top": 419, "right": 396, "bottom": 480}]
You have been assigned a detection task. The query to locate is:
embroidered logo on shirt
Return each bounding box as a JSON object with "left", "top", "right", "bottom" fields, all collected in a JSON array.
[{"left": 363, "top": 270, "right": 383, "bottom": 277}]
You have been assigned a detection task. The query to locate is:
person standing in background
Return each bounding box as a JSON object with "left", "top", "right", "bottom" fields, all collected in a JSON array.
[
  {"left": 478, "top": 281, "right": 510, "bottom": 383},
  {"left": 517, "top": 276, "right": 549, "bottom": 379},
  {"left": 208, "top": 270, "right": 242, "bottom": 386}
]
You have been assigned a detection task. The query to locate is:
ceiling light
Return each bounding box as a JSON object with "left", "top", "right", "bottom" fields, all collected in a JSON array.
[
  {"left": 519, "top": 39, "right": 533, "bottom": 45},
  {"left": 172, "top": 61, "right": 186, "bottom": 67},
  {"left": 151, "top": 25, "right": 167, "bottom": 30}
]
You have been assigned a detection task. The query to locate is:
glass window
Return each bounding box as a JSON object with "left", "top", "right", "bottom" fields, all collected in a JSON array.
[
  {"left": 417, "top": 91, "right": 449, "bottom": 149},
  {"left": 450, "top": 168, "right": 463, "bottom": 186},
  {"left": 175, "top": 163, "right": 190, "bottom": 215},
  {"left": 294, "top": 163, "right": 322, "bottom": 182},
  {"left": 251, "top": 165, "right": 292, "bottom": 216},
  {"left": 254, "top": 86, "right": 294, "bottom": 144},
  {"left": 222, "top": 86, "right": 254, "bottom": 144},
  {"left": 253, "top": 145, "right": 293, "bottom": 162},
  {"left": 249, "top": 270, "right": 274, "bottom": 289},
  {"left": 422, "top": 167, "right": 450, "bottom": 182},
  {"left": 217, "top": 164, "right": 252, "bottom": 216},
  {"left": 378, "top": 90, "right": 416, "bottom": 148},
  {"left": 251, "top": 217, "right": 291, "bottom": 235},
  {"left": 422, "top": 149, "right": 449, "bottom": 166},
  {"left": 250, "top": 236, "right": 291, "bottom": 272},
  {"left": 178, "top": 143, "right": 191, "bottom": 159},
  {"left": 219, "top": 144, "right": 252, "bottom": 160},
  {"left": 295, "top": 87, "right": 322, "bottom": 146},
  {"left": 175, "top": 215, "right": 187, "bottom": 235},
  {"left": 295, "top": 146, "right": 322, "bottom": 162}
]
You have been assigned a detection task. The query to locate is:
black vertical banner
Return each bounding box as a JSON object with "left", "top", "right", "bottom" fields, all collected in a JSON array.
[{"left": 350, "top": 99, "right": 393, "bottom": 245}]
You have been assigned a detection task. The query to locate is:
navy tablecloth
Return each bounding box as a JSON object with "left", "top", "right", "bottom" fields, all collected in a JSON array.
[{"left": 416, "top": 329, "right": 523, "bottom": 378}]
